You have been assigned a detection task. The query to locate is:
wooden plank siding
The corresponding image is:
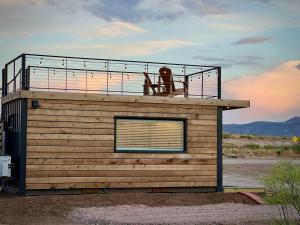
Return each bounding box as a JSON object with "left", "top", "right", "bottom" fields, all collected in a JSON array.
[{"left": 23, "top": 92, "right": 219, "bottom": 190}]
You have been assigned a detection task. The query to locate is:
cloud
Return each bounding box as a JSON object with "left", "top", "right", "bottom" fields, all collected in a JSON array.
[
  {"left": 0, "top": 0, "right": 55, "bottom": 6},
  {"left": 83, "top": 0, "right": 227, "bottom": 23},
  {"left": 0, "top": 31, "right": 30, "bottom": 37},
  {"left": 84, "top": 21, "right": 146, "bottom": 38},
  {"left": 252, "top": 0, "right": 271, "bottom": 3},
  {"left": 223, "top": 60, "right": 300, "bottom": 123},
  {"left": 54, "top": 40, "right": 193, "bottom": 56},
  {"left": 193, "top": 55, "right": 263, "bottom": 68},
  {"left": 112, "top": 40, "right": 193, "bottom": 56},
  {"left": 206, "top": 22, "right": 247, "bottom": 31},
  {"left": 54, "top": 44, "right": 107, "bottom": 50},
  {"left": 232, "top": 36, "right": 273, "bottom": 45}
]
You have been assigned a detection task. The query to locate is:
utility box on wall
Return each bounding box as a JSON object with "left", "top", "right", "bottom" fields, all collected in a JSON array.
[{"left": 0, "top": 156, "right": 11, "bottom": 178}]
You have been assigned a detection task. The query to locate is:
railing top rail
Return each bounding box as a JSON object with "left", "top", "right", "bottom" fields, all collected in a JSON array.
[
  {"left": 23, "top": 53, "right": 218, "bottom": 68},
  {"left": 4, "top": 54, "right": 23, "bottom": 67}
]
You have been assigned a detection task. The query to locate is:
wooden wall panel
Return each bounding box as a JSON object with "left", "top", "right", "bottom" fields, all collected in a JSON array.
[{"left": 26, "top": 94, "right": 218, "bottom": 190}]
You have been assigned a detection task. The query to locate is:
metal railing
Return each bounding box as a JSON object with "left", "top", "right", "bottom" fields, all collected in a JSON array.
[{"left": 2, "top": 53, "right": 221, "bottom": 99}]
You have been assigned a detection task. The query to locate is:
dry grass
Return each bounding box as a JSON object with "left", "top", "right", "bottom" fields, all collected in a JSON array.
[{"left": 223, "top": 133, "right": 300, "bottom": 158}]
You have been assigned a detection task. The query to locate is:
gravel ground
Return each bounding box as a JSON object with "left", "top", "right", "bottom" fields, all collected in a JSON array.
[
  {"left": 0, "top": 193, "right": 255, "bottom": 225},
  {"left": 69, "top": 203, "right": 298, "bottom": 225}
]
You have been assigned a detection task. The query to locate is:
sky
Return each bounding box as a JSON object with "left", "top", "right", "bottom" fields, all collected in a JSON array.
[{"left": 0, "top": 0, "right": 299, "bottom": 124}]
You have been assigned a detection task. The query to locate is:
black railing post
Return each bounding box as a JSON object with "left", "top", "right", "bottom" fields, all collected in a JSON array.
[
  {"left": 25, "top": 68, "right": 30, "bottom": 90},
  {"left": 21, "top": 54, "right": 27, "bottom": 90},
  {"left": 13, "top": 61, "right": 16, "bottom": 92},
  {"left": 106, "top": 60, "right": 109, "bottom": 95},
  {"left": 2, "top": 67, "right": 7, "bottom": 96},
  {"left": 85, "top": 70, "right": 88, "bottom": 93},
  {"left": 217, "top": 67, "right": 221, "bottom": 99},
  {"left": 65, "top": 57, "right": 68, "bottom": 91},
  {"left": 184, "top": 75, "right": 189, "bottom": 99},
  {"left": 47, "top": 68, "right": 50, "bottom": 91},
  {"left": 201, "top": 73, "right": 204, "bottom": 99}
]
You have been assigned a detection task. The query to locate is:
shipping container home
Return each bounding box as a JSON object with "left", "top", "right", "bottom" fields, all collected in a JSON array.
[{"left": 0, "top": 54, "right": 249, "bottom": 195}]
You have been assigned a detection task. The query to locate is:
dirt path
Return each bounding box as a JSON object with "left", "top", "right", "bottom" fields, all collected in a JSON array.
[{"left": 223, "top": 158, "right": 300, "bottom": 187}]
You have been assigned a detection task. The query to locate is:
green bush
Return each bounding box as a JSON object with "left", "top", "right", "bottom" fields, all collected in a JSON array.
[
  {"left": 264, "top": 145, "right": 276, "bottom": 150},
  {"left": 262, "top": 159, "right": 300, "bottom": 224},
  {"left": 291, "top": 144, "right": 300, "bottom": 154},
  {"left": 240, "top": 134, "right": 254, "bottom": 139},
  {"left": 244, "top": 143, "right": 260, "bottom": 149},
  {"left": 263, "top": 145, "right": 290, "bottom": 152},
  {"left": 223, "top": 133, "right": 233, "bottom": 139}
]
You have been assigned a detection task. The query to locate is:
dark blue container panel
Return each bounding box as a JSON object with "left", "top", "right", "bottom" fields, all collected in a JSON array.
[{"left": 1, "top": 99, "right": 27, "bottom": 195}]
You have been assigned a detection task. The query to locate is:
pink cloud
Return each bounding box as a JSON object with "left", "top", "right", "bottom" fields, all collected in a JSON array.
[
  {"left": 232, "top": 36, "right": 273, "bottom": 45},
  {"left": 223, "top": 60, "right": 300, "bottom": 123}
]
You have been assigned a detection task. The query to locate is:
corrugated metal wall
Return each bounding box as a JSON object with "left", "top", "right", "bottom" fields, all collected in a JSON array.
[{"left": 1, "top": 99, "right": 27, "bottom": 194}]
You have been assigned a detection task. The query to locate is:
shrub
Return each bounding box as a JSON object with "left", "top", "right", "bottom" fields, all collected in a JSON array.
[
  {"left": 240, "top": 134, "right": 254, "bottom": 139},
  {"left": 262, "top": 159, "right": 300, "bottom": 224},
  {"left": 264, "top": 145, "right": 276, "bottom": 150},
  {"left": 223, "top": 133, "right": 233, "bottom": 139},
  {"left": 291, "top": 144, "right": 300, "bottom": 154},
  {"left": 244, "top": 143, "right": 260, "bottom": 150}
]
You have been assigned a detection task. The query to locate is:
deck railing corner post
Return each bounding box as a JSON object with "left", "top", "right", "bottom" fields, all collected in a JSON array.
[
  {"left": 184, "top": 75, "right": 189, "bottom": 99},
  {"left": 21, "top": 54, "right": 27, "bottom": 90},
  {"left": 217, "top": 67, "right": 221, "bottom": 99},
  {"left": 2, "top": 67, "right": 7, "bottom": 97}
]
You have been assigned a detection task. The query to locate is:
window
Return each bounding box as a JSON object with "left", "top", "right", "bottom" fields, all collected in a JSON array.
[{"left": 114, "top": 116, "right": 186, "bottom": 153}]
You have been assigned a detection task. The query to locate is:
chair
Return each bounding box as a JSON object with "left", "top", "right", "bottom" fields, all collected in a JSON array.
[{"left": 143, "top": 67, "right": 186, "bottom": 97}]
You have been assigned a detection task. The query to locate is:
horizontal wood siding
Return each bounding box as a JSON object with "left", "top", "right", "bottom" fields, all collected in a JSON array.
[{"left": 26, "top": 95, "right": 217, "bottom": 190}]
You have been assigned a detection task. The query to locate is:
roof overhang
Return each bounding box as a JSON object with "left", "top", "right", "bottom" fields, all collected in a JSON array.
[{"left": 2, "top": 91, "right": 250, "bottom": 110}]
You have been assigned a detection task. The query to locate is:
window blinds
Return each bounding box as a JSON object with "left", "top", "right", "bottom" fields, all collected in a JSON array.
[{"left": 115, "top": 117, "right": 185, "bottom": 152}]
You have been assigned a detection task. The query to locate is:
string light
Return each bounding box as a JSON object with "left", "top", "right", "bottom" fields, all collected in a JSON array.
[
  {"left": 33, "top": 68, "right": 36, "bottom": 74},
  {"left": 72, "top": 71, "right": 75, "bottom": 77},
  {"left": 144, "top": 64, "right": 147, "bottom": 72},
  {"left": 91, "top": 72, "right": 93, "bottom": 78},
  {"left": 62, "top": 59, "right": 65, "bottom": 66},
  {"left": 124, "top": 63, "right": 127, "bottom": 70},
  {"left": 40, "top": 57, "right": 43, "bottom": 64},
  {"left": 104, "top": 61, "right": 107, "bottom": 69},
  {"left": 53, "top": 69, "right": 56, "bottom": 76},
  {"left": 83, "top": 60, "right": 86, "bottom": 67}
]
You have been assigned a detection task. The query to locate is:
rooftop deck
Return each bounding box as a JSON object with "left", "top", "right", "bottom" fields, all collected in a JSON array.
[{"left": 2, "top": 54, "right": 221, "bottom": 99}]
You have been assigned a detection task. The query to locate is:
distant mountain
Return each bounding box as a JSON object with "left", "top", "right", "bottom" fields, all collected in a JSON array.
[{"left": 224, "top": 117, "right": 300, "bottom": 137}]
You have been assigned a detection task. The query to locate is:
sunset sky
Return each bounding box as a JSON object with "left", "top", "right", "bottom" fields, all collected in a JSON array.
[{"left": 0, "top": 0, "right": 299, "bottom": 124}]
